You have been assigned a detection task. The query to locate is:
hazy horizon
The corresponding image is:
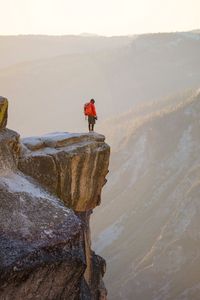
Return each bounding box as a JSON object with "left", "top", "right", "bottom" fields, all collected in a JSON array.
[
  {"left": 0, "top": 28, "right": 200, "bottom": 38},
  {"left": 1, "top": 0, "right": 200, "bottom": 36}
]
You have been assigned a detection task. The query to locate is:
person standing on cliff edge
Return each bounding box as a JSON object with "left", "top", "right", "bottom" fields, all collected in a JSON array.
[{"left": 84, "top": 99, "right": 98, "bottom": 132}]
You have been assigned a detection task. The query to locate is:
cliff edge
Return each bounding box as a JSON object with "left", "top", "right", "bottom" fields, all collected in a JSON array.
[{"left": 0, "top": 97, "right": 110, "bottom": 300}]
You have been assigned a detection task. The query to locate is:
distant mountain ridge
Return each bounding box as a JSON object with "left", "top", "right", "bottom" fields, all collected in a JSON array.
[{"left": 0, "top": 35, "right": 131, "bottom": 69}]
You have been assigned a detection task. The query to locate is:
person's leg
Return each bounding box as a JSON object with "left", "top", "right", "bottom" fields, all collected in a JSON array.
[
  {"left": 88, "top": 116, "right": 92, "bottom": 131},
  {"left": 91, "top": 116, "right": 95, "bottom": 131},
  {"left": 89, "top": 122, "right": 92, "bottom": 131}
]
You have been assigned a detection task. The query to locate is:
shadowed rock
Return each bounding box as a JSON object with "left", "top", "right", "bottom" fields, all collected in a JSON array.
[{"left": 0, "top": 176, "right": 85, "bottom": 299}]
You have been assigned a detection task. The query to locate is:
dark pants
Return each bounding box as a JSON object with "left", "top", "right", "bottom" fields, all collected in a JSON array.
[{"left": 88, "top": 116, "right": 96, "bottom": 131}]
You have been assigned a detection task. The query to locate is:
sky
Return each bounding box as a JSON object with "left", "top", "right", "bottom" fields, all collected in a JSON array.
[{"left": 0, "top": 0, "right": 199, "bottom": 36}]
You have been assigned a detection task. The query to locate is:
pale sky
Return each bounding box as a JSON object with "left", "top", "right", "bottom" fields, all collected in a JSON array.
[{"left": 0, "top": 0, "right": 199, "bottom": 36}]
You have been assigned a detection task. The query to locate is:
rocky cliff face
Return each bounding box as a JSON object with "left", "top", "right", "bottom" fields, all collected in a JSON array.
[{"left": 0, "top": 97, "right": 110, "bottom": 299}]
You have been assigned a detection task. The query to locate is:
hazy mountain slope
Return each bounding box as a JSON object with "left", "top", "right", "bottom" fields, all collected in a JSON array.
[
  {"left": 100, "top": 89, "right": 195, "bottom": 150},
  {"left": 91, "top": 89, "right": 200, "bottom": 300},
  {"left": 0, "top": 35, "right": 131, "bottom": 69},
  {"left": 0, "top": 32, "right": 200, "bottom": 136}
]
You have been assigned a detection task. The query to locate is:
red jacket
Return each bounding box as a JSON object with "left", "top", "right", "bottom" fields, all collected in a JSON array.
[{"left": 86, "top": 103, "right": 97, "bottom": 117}]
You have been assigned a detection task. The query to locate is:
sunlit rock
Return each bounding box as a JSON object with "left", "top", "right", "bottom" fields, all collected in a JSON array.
[
  {"left": 0, "top": 97, "right": 8, "bottom": 130},
  {"left": 19, "top": 132, "right": 110, "bottom": 211}
]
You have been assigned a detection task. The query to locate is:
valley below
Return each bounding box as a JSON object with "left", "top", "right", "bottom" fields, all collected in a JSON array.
[{"left": 92, "top": 89, "right": 200, "bottom": 300}]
